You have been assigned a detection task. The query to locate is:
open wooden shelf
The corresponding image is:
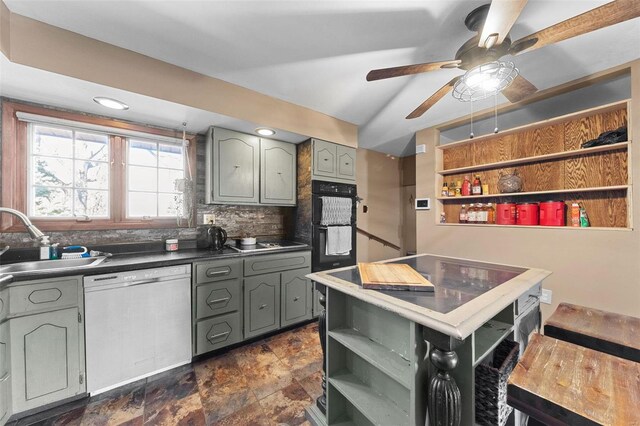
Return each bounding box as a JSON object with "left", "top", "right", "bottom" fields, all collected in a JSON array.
[
  {"left": 437, "top": 142, "right": 629, "bottom": 176},
  {"left": 473, "top": 320, "right": 513, "bottom": 366},
  {"left": 436, "top": 185, "right": 630, "bottom": 201},
  {"left": 329, "top": 372, "right": 409, "bottom": 426},
  {"left": 437, "top": 223, "right": 632, "bottom": 231},
  {"left": 329, "top": 328, "right": 411, "bottom": 388}
]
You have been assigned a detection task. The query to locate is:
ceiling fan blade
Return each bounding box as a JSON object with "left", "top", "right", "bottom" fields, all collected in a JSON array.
[
  {"left": 366, "top": 60, "right": 461, "bottom": 82},
  {"left": 510, "top": 0, "right": 640, "bottom": 55},
  {"left": 502, "top": 74, "right": 538, "bottom": 103},
  {"left": 406, "top": 76, "right": 461, "bottom": 119},
  {"left": 479, "top": 0, "right": 528, "bottom": 48}
]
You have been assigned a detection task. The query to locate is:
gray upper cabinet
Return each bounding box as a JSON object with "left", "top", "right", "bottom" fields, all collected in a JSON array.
[
  {"left": 10, "top": 307, "right": 82, "bottom": 413},
  {"left": 281, "top": 269, "right": 312, "bottom": 327},
  {"left": 337, "top": 145, "right": 356, "bottom": 180},
  {"left": 244, "top": 273, "right": 281, "bottom": 339},
  {"left": 207, "top": 127, "right": 260, "bottom": 204},
  {"left": 312, "top": 139, "right": 356, "bottom": 183},
  {"left": 260, "top": 138, "right": 296, "bottom": 205}
]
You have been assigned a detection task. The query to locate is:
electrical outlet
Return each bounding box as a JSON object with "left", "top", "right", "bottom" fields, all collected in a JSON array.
[
  {"left": 203, "top": 214, "right": 215, "bottom": 225},
  {"left": 540, "top": 289, "right": 552, "bottom": 304}
]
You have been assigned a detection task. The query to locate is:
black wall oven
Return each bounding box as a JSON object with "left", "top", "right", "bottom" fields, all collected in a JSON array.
[{"left": 311, "top": 180, "right": 357, "bottom": 272}]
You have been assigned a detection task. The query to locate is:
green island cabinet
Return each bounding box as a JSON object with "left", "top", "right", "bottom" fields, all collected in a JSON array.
[
  {"left": 1, "top": 276, "right": 85, "bottom": 421},
  {"left": 307, "top": 254, "right": 550, "bottom": 426},
  {"left": 192, "top": 250, "right": 312, "bottom": 356},
  {"left": 311, "top": 139, "right": 356, "bottom": 183},
  {"left": 205, "top": 127, "right": 297, "bottom": 206}
]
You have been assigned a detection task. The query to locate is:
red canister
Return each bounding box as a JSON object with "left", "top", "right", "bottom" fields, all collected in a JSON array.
[
  {"left": 539, "top": 201, "right": 566, "bottom": 226},
  {"left": 496, "top": 203, "right": 517, "bottom": 225},
  {"left": 516, "top": 202, "right": 539, "bottom": 225}
]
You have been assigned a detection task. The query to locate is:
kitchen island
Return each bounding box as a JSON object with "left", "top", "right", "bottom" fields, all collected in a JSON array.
[{"left": 306, "top": 254, "right": 550, "bottom": 426}]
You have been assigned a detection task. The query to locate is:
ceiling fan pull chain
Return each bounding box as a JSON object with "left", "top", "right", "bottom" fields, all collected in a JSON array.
[
  {"left": 494, "top": 92, "right": 499, "bottom": 134},
  {"left": 469, "top": 100, "right": 474, "bottom": 139}
]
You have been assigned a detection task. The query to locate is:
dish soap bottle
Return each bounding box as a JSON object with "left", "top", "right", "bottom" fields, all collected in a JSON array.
[{"left": 39, "top": 236, "right": 51, "bottom": 260}]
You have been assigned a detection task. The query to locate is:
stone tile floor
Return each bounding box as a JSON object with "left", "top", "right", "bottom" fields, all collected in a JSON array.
[{"left": 8, "top": 322, "right": 322, "bottom": 426}]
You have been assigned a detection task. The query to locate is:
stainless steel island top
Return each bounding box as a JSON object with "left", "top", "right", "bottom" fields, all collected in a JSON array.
[{"left": 308, "top": 253, "right": 551, "bottom": 340}]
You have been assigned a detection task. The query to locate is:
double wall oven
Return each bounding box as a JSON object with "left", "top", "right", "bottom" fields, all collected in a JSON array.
[{"left": 311, "top": 180, "right": 357, "bottom": 272}]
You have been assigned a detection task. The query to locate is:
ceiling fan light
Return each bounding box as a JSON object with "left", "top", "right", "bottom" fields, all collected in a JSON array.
[{"left": 452, "top": 61, "right": 518, "bottom": 102}]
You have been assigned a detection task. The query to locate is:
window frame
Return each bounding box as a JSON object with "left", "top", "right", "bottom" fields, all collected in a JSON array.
[{"left": 1, "top": 101, "right": 197, "bottom": 232}]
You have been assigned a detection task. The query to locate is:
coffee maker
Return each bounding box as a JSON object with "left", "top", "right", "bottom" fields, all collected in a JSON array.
[{"left": 208, "top": 225, "right": 227, "bottom": 251}]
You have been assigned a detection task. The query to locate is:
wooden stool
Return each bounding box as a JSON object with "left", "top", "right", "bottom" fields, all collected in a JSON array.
[
  {"left": 544, "top": 303, "right": 640, "bottom": 362},
  {"left": 507, "top": 333, "right": 640, "bottom": 426}
]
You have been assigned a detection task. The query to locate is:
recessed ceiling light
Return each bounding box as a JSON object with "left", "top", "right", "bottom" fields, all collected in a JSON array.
[
  {"left": 255, "top": 128, "right": 275, "bottom": 136},
  {"left": 93, "top": 97, "right": 129, "bottom": 110}
]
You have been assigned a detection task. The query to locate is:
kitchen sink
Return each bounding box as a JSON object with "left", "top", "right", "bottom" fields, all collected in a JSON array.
[{"left": 0, "top": 256, "right": 107, "bottom": 274}]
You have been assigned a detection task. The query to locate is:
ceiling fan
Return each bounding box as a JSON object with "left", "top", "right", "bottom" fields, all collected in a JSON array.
[{"left": 366, "top": 0, "right": 640, "bottom": 119}]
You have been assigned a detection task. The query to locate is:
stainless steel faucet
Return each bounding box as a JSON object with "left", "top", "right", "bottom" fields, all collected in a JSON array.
[{"left": 0, "top": 208, "right": 48, "bottom": 257}]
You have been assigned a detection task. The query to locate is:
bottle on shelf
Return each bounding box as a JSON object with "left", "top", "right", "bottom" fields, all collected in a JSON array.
[
  {"left": 487, "top": 203, "right": 495, "bottom": 224},
  {"left": 455, "top": 181, "right": 462, "bottom": 197},
  {"left": 467, "top": 204, "right": 477, "bottom": 224},
  {"left": 440, "top": 211, "right": 447, "bottom": 223},
  {"left": 448, "top": 182, "right": 456, "bottom": 197},
  {"left": 571, "top": 202, "right": 580, "bottom": 227},
  {"left": 472, "top": 175, "right": 482, "bottom": 195},
  {"left": 580, "top": 206, "right": 590, "bottom": 227},
  {"left": 477, "top": 203, "right": 487, "bottom": 224},
  {"left": 461, "top": 175, "right": 471, "bottom": 196},
  {"left": 459, "top": 205, "right": 467, "bottom": 223},
  {"left": 441, "top": 182, "right": 449, "bottom": 197}
]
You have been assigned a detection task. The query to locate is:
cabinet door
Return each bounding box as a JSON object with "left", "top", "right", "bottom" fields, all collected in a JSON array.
[
  {"left": 281, "top": 268, "right": 312, "bottom": 327},
  {"left": 336, "top": 145, "right": 356, "bottom": 181},
  {"left": 313, "top": 139, "right": 337, "bottom": 178},
  {"left": 0, "top": 374, "right": 9, "bottom": 424},
  {"left": 212, "top": 128, "right": 260, "bottom": 204},
  {"left": 194, "top": 312, "right": 242, "bottom": 355},
  {"left": 312, "top": 282, "right": 321, "bottom": 317},
  {"left": 195, "top": 279, "right": 241, "bottom": 320},
  {"left": 260, "top": 139, "right": 296, "bottom": 205},
  {"left": 244, "top": 274, "right": 280, "bottom": 339},
  {"left": 10, "top": 308, "right": 82, "bottom": 413},
  {"left": 0, "top": 321, "right": 8, "bottom": 379}
]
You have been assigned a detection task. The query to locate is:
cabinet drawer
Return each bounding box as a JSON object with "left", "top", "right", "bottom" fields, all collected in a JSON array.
[
  {"left": 195, "top": 312, "right": 242, "bottom": 355},
  {"left": 515, "top": 282, "right": 542, "bottom": 318},
  {"left": 0, "top": 288, "right": 7, "bottom": 322},
  {"left": 195, "top": 259, "right": 241, "bottom": 284},
  {"left": 195, "top": 279, "right": 240, "bottom": 320},
  {"left": 8, "top": 277, "right": 80, "bottom": 316},
  {"left": 244, "top": 252, "right": 311, "bottom": 276}
]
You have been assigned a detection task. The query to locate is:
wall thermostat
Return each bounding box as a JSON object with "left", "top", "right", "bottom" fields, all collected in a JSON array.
[{"left": 415, "top": 198, "right": 431, "bottom": 210}]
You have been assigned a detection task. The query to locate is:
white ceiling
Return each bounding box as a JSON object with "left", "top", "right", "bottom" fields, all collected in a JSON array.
[{"left": 2, "top": 0, "right": 640, "bottom": 155}]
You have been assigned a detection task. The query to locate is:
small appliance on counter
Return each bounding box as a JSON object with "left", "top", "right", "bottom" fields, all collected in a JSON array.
[{"left": 207, "top": 225, "right": 227, "bottom": 250}]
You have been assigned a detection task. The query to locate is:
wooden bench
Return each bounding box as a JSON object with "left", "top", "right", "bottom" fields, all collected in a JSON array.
[
  {"left": 507, "top": 333, "right": 640, "bottom": 426},
  {"left": 544, "top": 303, "right": 640, "bottom": 362}
]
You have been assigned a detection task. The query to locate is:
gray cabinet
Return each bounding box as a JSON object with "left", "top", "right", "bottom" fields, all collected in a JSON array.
[
  {"left": 195, "top": 279, "right": 240, "bottom": 320},
  {"left": 10, "top": 308, "right": 82, "bottom": 413},
  {"left": 195, "top": 258, "right": 242, "bottom": 284},
  {"left": 260, "top": 138, "right": 296, "bottom": 205},
  {"left": 244, "top": 273, "right": 281, "bottom": 339},
  {"left": 281, "top": 269, "right": 312, "bottom": 327},
  {"left": 311, "top": 138, "right": 356, "bottom": 183},
  {"left": 0, "top": 289, "right": 7, "bottom": 323},
  {"left": 312, "top": 282, "right": 321, "bottom": 317},
  {"left": 0, "top": 374, "right": 9, "bottom": 425},
  {"left": 0, "top": 321, "right": 8, "bottom": 380},
  {"left": 195, "top": 312, "right": 242, "bottom": 355},
  {"left": 206, "top": 127, "right": 260, "bottom": 204},
  {"left": 244, "top": 251, "right": 311, "bottom": 276}
]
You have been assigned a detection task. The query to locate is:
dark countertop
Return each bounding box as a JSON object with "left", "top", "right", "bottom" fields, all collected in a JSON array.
[{"left": 1, "top": 245, "right": 310, "bottom": 285}]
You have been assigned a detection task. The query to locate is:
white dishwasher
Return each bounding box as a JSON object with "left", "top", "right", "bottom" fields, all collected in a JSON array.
[{"left": 84, "top": 264, "right": 192, "bottom": 395}]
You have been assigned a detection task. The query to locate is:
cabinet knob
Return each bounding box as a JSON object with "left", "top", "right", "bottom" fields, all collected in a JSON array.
[
  {"left": 234, "top": 165, "right": 240, "bottom": 168},
  {"left": 277, "top": 172, "right": 282, "bottom": 175},
  {"left": 324, "top": 158, "right": 328, "bottom": 161},
  {"left": 259, "top": 303, "right": 268, "bottom": 310},
  {"left": 345, "top": 162, "right": 350, "bottom": 165},
  {"left": 293, "top": 296, "right": 300, "bottom": 302},
  {"left": 208, "top": 296, "right": 231, "bottom": 304},
  {"left": 209, "top": 330, "right": 231, "bottom": 340}
]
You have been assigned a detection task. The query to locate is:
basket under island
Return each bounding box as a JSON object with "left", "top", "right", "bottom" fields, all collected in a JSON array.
[{"left": 305, "top": 253, "right": 551, "bottom": 426}]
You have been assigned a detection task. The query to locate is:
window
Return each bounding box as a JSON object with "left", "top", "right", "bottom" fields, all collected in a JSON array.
[
  {"left": 1, "top": 101, "right": 196, "bottom": 232},
  {"left": 29, "top": 125, "right": 110, "bottom": 218},
  {"left": 127, "top": 139, "right": 185, "bottom": 218}
]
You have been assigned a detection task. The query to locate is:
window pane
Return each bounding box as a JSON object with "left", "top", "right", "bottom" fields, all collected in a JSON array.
[
  {"left": 128, "top": 140, "right": 157, "bottom": 166},
  {"left": 158, "top": 169, "right": 183, "bottom": 193},
  {"left": 32, "top": 156, "right": 73, "bottom": 187},
  {"left": 74, "top": 189, "right": 109, "bottom": 217},
  {"left": 32, "top": 125, "right": 73, "bottom": 158},
  {"left": 128, "top": 166, "right": 158, "bottom": 192},
  {"left": 75, "top": 132, "right": 109, "bottom": 161},
  {"left": 31, "top": 186, "right": 73, "bottom": 217},
  {"left": 75, "top": 161, "right": 109, "bottom": 189},
  {"left": 158, "top": 144, "right": 183, "bottom": 169},
  {"left": 128, "top": 192, "right": 157, "bottom": 217},
  {"left": 159, "top": 193, "right": 181, "bottom": 217}
]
